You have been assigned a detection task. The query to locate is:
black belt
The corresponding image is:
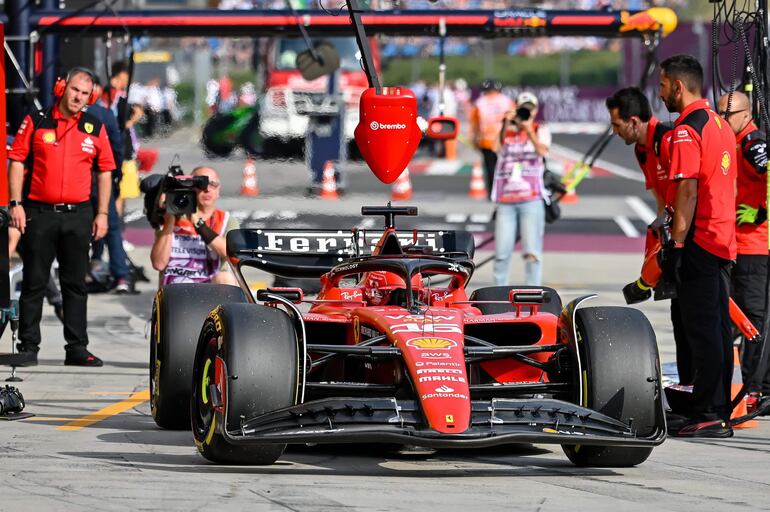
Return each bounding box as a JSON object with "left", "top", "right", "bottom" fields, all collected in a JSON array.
[{"left": 25, "top": 201, "right": 91, "bottom": 213}]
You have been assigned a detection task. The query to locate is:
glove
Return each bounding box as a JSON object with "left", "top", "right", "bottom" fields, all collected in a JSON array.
[
  {"left": 658, "top": 240, "right": 683, "bottom": 284},
  {"left": 736, "top": 204, "right": 768, "bottom": 225},
  {"left": 622, "top": 279, "right": 652, "bottom": 304}
]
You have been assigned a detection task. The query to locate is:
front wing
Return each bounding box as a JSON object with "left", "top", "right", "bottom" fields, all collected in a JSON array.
[{"left": 221, "top": 397, "right": 666, "bottom": 448}]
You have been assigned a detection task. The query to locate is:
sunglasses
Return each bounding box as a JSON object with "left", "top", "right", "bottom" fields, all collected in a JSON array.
[
  {"left": 718, "top": 109, "right": 746, "bottom": 119},
  {"left": 199, "top": 180, "right": 220, "bottom": 190}
]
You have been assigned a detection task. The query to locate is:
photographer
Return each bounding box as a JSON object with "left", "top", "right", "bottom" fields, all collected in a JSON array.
[
  {"left": 491, "top": 91, "right": 550, "bottom": 286},
  {"left": 150, "top": 166, "right": 238, "bottom": 286}
]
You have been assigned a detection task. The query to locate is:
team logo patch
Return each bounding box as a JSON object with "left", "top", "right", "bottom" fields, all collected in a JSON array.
[
  {"left": 406, "top": 337, "right": 457, "bottom": 350},
  {"left": 721, "top": 151, "right": 731, "bottom": 175},
  {"left": 42, "top": 131, "right": 56, "bottom": 144},
  {"left": 84, "top": 122, "right": 94, "bottom": 134}
]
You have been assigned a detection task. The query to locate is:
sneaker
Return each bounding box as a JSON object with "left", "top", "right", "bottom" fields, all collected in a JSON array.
[
  {"left": 669, "top": 418, "right": 733, "bottom": 438},
  {"left": 115, "top": 278, "right": 131, "bottom": 294},
  {"left": 12, "top": 349, "right": 38, "bottom": 367},
  {"left": 64, "top": 350, "right": 103, "bottom": 367}
]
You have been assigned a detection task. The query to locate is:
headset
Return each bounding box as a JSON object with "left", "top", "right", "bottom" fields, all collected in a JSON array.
[{"left": 53, "top": 66, "right": 99, "bottom": 106}]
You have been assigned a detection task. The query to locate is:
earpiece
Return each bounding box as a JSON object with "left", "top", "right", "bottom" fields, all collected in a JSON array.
[{"left": 53, "top": 67, "right": 99, "bottom": 106}]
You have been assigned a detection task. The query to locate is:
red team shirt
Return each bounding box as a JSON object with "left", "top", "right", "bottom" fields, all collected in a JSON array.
[
  {"left": 635, "top": 116, "right": 674, "bottom": 204},
  {"left": 668, "top": 99, "right": 737, "bottom": 260},
  {"left": 734, "top": 122, "right": 769, "bottom": 255},
  {"left": 9, "top": 107, "right": 115, "bottom": 204}
]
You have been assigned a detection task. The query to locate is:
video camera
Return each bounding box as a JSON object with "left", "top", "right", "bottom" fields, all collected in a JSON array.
[
  {"left": 515, "top": 105, "right": 533, "bottom": 122},
  {"left": 140, "top": 164, "right": 209, "bottom": 229}
]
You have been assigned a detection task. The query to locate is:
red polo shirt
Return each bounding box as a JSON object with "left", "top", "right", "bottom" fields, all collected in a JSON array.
[
  {"left": 734, "top": 122, "right": 768, "bottom": 255},
  {"left": 634, "top": 116, "right": 673, "bottom": 204},
  {"left": 668, "top": 99, "right": 737, "bottom": 260},
  {"left": 9, "top": 105, "right": 115, "bottom": 204}
]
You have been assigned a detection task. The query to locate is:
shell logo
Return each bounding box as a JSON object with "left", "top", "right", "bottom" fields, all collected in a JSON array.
[
  {"left": 406, "top": 337, "right": 457, "bottom": 350},
  {"left": 721, "top": 151, "right": 731, "bottom": 175}
]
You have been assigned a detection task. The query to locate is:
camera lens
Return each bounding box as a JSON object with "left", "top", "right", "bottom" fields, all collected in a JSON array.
[
  {"left": 173, "top": 194, "right": 191, "bottom": 210},
  {"left": 516, "top": 106, "right": 531, "bottom": 121}
]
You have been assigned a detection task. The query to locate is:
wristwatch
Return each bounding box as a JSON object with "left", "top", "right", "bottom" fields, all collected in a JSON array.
[
  {"left": 9, "top": 200, "right": 20, "bottom": 208},
  {"left": 195, "top": 217, "right": 206, "bottom": 230}
]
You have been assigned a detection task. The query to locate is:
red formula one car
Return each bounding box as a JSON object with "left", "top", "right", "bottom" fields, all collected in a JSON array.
[{"left": 150, "top": 205, "right": 666, "bottom": 467}]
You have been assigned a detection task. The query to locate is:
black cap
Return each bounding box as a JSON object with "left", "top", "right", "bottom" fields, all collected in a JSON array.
[{"left": 481, "top": 78, "right": 502, "bottom": 92}]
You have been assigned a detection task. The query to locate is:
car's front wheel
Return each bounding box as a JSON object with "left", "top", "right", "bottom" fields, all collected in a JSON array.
[
  {"left": 562, "top": 306, "right": 663, "bottom": 467},
  {"left": 191, "top": 303, "right": 299, "bottom": 465}
]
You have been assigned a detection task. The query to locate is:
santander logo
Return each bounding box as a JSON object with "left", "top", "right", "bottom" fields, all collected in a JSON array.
[{"left": 435, "top": 385, "right": 455, "bottom": 393}]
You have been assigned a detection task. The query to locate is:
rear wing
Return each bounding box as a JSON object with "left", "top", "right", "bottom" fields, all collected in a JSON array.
[{"left": 227, "top": 228, "right": 475, "bottom": 278}]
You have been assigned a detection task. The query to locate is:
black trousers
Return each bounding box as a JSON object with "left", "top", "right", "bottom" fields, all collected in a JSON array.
[
  {"left": 481, "top": 148, "right": 497, "bottom": 195},
  {"left": 670, "top": 298, "right": 694, "bottom": 385},
  {"left": 676, "top": 241, "right": 733, "bottom": 422},
  {"left": 732, "top": 254, "right": 770, "bottom": 393},
  {"left": 18, "top": 204, "right": 93, "bottom": 354}
]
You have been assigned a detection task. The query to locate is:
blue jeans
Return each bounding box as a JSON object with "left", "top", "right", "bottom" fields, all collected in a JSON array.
[
  {"left": 493, "top": 199, "right": 545, "bottom": 286},
  {"left": 91, "top": 188, "right": 129, "bottom": 280}
]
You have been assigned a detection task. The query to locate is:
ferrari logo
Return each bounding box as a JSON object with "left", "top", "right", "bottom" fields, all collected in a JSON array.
[
  {"left": 84, "top": 122, "right": 94, "bottom": 134},
  {"left": 445, "top": 415, "right": 454, "bottom": 423},
  {"left": 42, "top": 131, "right": 56, "bottom": 144},
  {"left": 353, "top": 317, "right": 360, "bottom": 344},
  {"left": 721, "top": 151, "right": 731, "bottom": 175}
]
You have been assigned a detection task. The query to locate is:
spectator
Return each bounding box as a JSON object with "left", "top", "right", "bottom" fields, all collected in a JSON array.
[
  {"left": 469, "top": 79, "right": 515, "bottom": 193},
  {"left": 8, "top": 67, "right": 116, "bottom": 367},
  {"left": 491, "top": 91, "right": 550, "bottom": 286},
  {"left": 718, "top": 91, "right": 770, "bottom": 409},
  {"left": 659, "top": 55, "right": 737, "bottom": 438},
  {"left": 150, "top": 166, "right": 239, "bottom": 286}
]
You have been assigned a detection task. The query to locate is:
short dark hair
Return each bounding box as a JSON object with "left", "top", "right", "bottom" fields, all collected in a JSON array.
[
  {"left": 660, "top": 54, "right": 703, "bottom": 94},
  {"left": 110, "top": 61, "right": 128, "bottom": 78},
  {"left": 606, "top": 87, "right": 652, "bottom": 122}
]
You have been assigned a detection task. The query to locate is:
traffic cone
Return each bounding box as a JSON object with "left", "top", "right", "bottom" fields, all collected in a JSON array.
[
  {"left": 320, "top": 160, "right": 339, "bottom": 200},
  {"left": 391, "top": 168, "right": 413, "bottom": 201},
  {"left": 731, "top": 346, "right": 759, "bottom": 429},
  {"left": 240, "top": 158, "right": 259, "bottom": 197},
  {"left": 468, "top": 161, "right": 487, "bottom": 199}
]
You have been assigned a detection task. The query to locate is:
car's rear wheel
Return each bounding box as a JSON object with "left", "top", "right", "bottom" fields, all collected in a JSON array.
[
  {"left": 150, "top": 284, "right": 246, "bottom": 430},
  {"left": 470, "top": 285, "right": 562, "bottom": 316},
  {"left": 201, "top": 113, "right": 236, "bottom": 158},
  {"left": 191, "top": 303, "right": 299, "bottom": 465},
  {"left": 562, "top": 306, "right": 661, "bottom": 467}
]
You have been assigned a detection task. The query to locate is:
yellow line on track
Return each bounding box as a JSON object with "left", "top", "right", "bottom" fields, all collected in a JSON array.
[{"left": 56, "top": 389, "right": 149, "bottom": 431}]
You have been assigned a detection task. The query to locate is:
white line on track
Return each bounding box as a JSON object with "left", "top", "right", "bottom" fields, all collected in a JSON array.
[
  {"left": 613, "top": 215, "right": 641, "bottom": 238},
  {"left": 549, "top": 143, "right": 645, "bottom": 182},
  {"left": 625, "top": 195, "right": 657, "bottom": 225}
]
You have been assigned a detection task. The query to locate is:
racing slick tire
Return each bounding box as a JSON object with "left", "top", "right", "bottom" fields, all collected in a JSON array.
[
  {"left": 191, "top": 303, "right": 299, "bottom": 465},
  {"left": 562, "top": 306, "right": 661, "bottom": 468},
  {"left": 470, "top": 285, "right": 563, "bottom": 316},
  {"left": 150, "top": 284, "right": 247, "bottom": 430}
]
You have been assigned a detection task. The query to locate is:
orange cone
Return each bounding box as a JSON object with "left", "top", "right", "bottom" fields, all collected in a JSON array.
[
  {"left": 468, "top": 161, "right": 487, "bottom": 199},
  {"left": 240, "top": 158, "right": 259, "bottom": 196},
  {"left": 732, "top": 346, "right": 759, "bottom": 429},
  {"left": 320, "top": 160, "right": 339, "bottom": 200},
  {"left": 391, "top": 168, "right": 413, "bottom": 201}
]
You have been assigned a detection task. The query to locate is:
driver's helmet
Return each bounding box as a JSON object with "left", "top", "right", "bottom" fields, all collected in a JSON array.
[{"left": 363, "top": 271, "right": 422, "bottom": 306}]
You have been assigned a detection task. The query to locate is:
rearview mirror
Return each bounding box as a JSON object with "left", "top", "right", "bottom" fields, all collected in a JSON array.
[{"left": 425, "top": 116, "right": 459, "bottom": 140}]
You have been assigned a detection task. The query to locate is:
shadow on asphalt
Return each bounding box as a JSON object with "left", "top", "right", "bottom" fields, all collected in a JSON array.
[{"left": 59, "top": 447, "right": 619, "bottom": 477}]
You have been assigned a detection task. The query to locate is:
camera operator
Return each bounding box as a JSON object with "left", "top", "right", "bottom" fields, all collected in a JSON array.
[
  {"left": 150, "top": 166, "right": 238, "bottom": 286},
  {"left": 491, "top": 91, "right": 550, "bottom": 286}
]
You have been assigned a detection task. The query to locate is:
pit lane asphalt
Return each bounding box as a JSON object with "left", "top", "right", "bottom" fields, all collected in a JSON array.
[{"left": 2, "top": 131, "right": 770, "bottom": 511}]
